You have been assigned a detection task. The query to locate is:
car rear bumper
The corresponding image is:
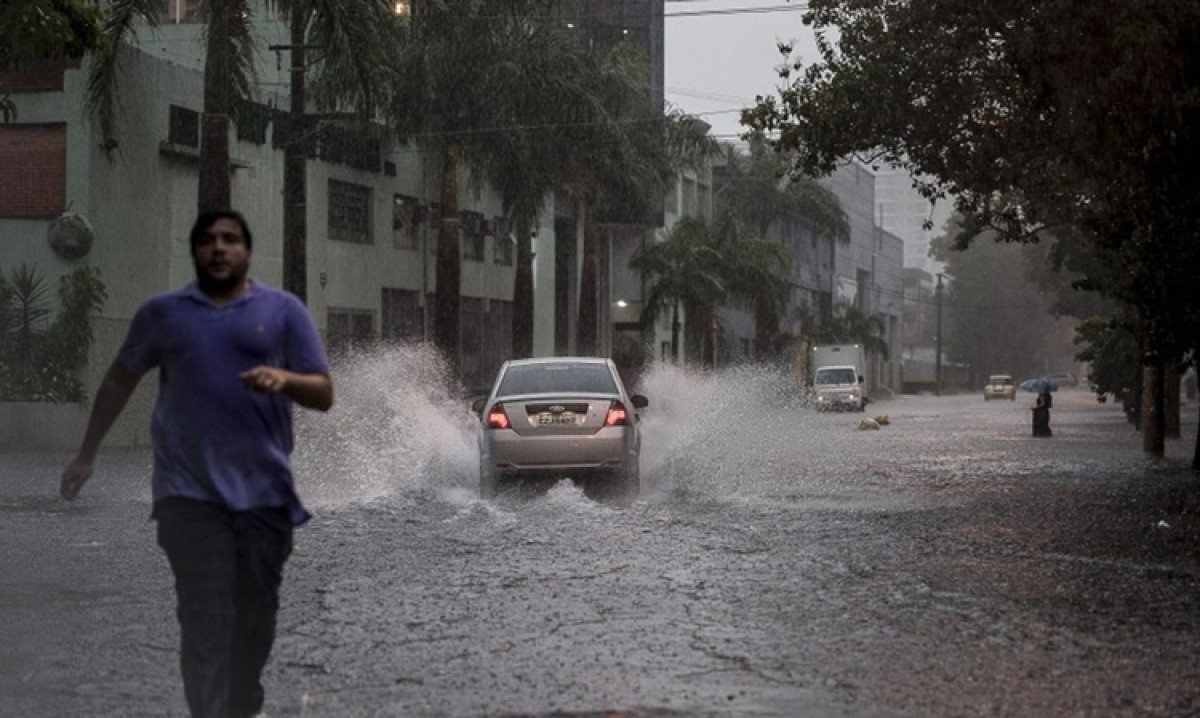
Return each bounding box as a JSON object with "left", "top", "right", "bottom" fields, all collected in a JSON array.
[{"left": 483, "top": 426, "right": 632, "bottom": 472}]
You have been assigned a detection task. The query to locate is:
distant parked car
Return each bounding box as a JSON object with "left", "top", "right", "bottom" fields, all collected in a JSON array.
[
  {"left": 474, "top": 357, "right": 647, "bottom": 501},
  {"left": 984, "top": 374, "right": 1016, "bottom": 401}
]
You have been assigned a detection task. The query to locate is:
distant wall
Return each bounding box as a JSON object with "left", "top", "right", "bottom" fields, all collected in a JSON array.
[{"left": 0, "top": 402, "right": 89, "bottom": 451}]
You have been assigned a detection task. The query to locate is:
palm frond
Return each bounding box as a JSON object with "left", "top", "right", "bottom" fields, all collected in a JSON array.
[{"left": 86, "top": 0, "right": 160, "bottom": 143}]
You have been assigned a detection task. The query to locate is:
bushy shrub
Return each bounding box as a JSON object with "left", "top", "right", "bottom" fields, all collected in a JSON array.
[{"left": 0, "top": 263, "right": 107, "bottom": 402}]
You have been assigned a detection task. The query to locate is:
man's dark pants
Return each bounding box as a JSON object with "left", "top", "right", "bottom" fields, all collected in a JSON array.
[{"left": 155, "top": 497, "right": 293, "bottom": 718}]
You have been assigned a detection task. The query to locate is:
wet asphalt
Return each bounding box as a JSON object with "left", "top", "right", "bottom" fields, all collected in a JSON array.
[{"left": 1, "top": 366, "right": 1198, "bottom": 717}]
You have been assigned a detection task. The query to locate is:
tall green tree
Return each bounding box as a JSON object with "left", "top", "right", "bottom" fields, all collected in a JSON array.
[
  {"left": 630, "top": 217, "right": 727, "bottom": 363},
  {"left": 930, "top": 217, "right": 1074, "bottom": 387},
  {"left": 744, "top": 0, "right": 1200, "bottom": 460},
  {"left": 390, "top": 0, "right": 547, "bottom": 373}
]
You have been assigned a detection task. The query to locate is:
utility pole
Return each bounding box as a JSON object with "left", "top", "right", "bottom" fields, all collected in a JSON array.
[
  {"left": 270, "top": 4, "right": 322, "bottom": 304},
  {"left": 935, "top": 272, "right": 944, "bottom": 396}
]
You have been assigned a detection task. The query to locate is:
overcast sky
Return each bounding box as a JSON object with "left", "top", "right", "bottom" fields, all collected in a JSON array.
[{"left": 664, "top": 1, "right": 822, "bottom": 140}]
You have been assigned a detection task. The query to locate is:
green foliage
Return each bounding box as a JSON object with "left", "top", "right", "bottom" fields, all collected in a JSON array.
[
  {"left": 717, "top": 137, "right": 849, "bottom": 244},
  {"left": 0, "top": 0, "right": 103, "bottom": 122},
  {"left": 930, "top": 216, "right": 1076, "bottom": 382},
  {"left": 0, "top": 264, "right": 107, "bottom": 403},
  {"left": 812, "top": 305, "right": 888, "bottom": 360},
  {"left": 632, "top": 217, "right": 793, "bottom": 363},
  {"left": 1074, "top": 316, "right": 1138, "bottom": 398},
  {"left": 744, "top": 0, "right": 1200, "bottom": 369}
]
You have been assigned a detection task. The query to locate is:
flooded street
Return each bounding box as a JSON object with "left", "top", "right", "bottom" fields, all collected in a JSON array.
[{"left": 2, "top": 356, "right": 1198, "bottom": 717}]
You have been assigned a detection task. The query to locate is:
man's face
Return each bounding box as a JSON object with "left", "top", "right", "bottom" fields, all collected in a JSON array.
[{"left": 193, "top": 217, "right": 251, "bottom": 292}]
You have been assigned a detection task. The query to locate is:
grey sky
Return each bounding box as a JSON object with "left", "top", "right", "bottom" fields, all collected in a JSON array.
[{"left": 664, "top": 1, "right": 821, "bottom": 139}]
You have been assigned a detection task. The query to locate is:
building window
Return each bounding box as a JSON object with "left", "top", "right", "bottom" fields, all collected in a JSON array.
[
  {"left": 326, "top": 308, "right": 374, "bottom": 356},
  {"left": 493, "top": 217, "right": 513, "bottom": 266},
  {"left": 0, "top": 124, "right": 66, "bottom": 218},
  {"left": 168, "top": 105, "right": 199, "bottom": 148},
  {"left": 381, "top": 288, "right": 423, "bottom": 342},
  {"left": 328, "top": 179, "right": 372, "bottom": 244},
  {"left": 392, "top": 194, "right": 417, "bottom": 250},
  {"left": 157, "top": 0, "right": 204, "bottom": 23},
  {"left": 462, "top": 210, "right": 484, "bottom": 262}
]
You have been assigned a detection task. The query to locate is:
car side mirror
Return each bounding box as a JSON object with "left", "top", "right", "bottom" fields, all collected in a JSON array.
[
  {"left": 631, "top": 394, "right": 649, "bottom": 409},
  {"left": 470, "top": 397, "right": 486, "bottom": 415},
  {"left": 857, "top": 375, "right": 864, "bottom": 384}
]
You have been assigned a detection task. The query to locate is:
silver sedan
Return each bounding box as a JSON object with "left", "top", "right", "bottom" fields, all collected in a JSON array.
[{"left": 473, "top": 357, "right": 647, "bottom": 500}]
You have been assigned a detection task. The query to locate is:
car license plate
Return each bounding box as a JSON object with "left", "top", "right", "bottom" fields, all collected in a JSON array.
[{"left": 538, "top": 412, "right": 576, "bottom": 425}]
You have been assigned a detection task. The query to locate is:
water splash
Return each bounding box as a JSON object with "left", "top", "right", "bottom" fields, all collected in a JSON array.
[{"left": 293, "top": 343, "right": 478, "bottom": 509}]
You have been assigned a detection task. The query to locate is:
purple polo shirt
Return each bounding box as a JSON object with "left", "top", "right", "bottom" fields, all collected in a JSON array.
[{"left": 116, "top": 281, "right": 329, "bottom": 526}]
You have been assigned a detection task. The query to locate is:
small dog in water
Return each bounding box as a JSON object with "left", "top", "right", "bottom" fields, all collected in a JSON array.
[{"left": 858, "top": 417, "right": 881, "bottom": 431}]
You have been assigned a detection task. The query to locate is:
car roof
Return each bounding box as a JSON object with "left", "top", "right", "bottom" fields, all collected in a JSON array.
[
  {"left": 503, "top": 356, "right": 611, "bottom": 367},
  {"left": 989, "top": 374, "right": 1012, "bottom": 379}
]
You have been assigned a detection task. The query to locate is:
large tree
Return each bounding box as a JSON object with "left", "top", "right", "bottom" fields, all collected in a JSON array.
[
  {"left": 744, "top": 0, "right": 1200, "bottom": 460},
  {"left": 931, "top": 216, "right": 1075, "bottom": 387},
  {"left": 390, "top": 0, "right": 571, "bottom": 374}
]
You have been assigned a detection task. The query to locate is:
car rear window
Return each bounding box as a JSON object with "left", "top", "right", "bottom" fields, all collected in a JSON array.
[
  {"left": 498, "top": 362, "right": 619, "bottom": 396},
  {"left": 814, "top": 368, "right": 856, "bottom": 385},
  {"left": 989, "top": 376, "right": 1012, "bottom": 384}
]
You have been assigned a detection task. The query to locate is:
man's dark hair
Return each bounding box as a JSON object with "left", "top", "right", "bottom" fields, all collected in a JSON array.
[{"left": 189, "top": 210, "right": 253, "bottom": 254}]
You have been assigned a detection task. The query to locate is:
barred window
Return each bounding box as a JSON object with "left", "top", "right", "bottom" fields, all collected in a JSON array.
[
  {"left": 329, "top": 180, "right": 372, "bottom": 244},
  {"left": 392, "top": 194, "right": 418, "bottom": 250},
  {"left": 157, "top": 0, "right": 203, "bottom": 23},
  {"left": 168, "top": 105, "right": 199, "bottom": 148},
  {"left": 493, "top": 218, "right": 514, "bottom": 266},
  {"left": 462, "top": 211, "right": 485, "bottom": 261}
]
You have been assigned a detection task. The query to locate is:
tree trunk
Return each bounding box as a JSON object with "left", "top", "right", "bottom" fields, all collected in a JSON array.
[
  {"left": 1142, "top": 359, "right": 1165, "bottom": 456},
  {"left": 1131, "top": 325, "right": 1145, "bottom": 428},
  {"left": 752, "top": 295, "right": 777, "bottom": 360},
  {"left": 577, "top": 211, "right": 598, "bottom": 356},
  {"left": 684, "top": 302, "right": 709, "bottom": 366},
  {"left": 434, "top": 143, "right": 462, "bottom": 378},
  {"left": 198, "top": 1, "right": 233, "bottom": 213},
  {"left": 1165, "top": 366, "right": 1181, "bottom": 438},
  {"left": 670, "top": 301, "right": 680, "bottom": 363},
  {"left": 511, "top": 214, "right": 535, "bottom": 358},
  {"left": 1194, "top": 404, "right": 1200, "bottom": 471},
  {"left": 282, "top": 6, "right": 310, "bottom": 302}
]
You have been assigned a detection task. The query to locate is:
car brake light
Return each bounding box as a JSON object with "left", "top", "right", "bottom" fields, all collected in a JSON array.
[
  {"left": 605, "top": 401, "right": 628, "bottom": 427},
  {"left": 487, "top": 405, "right": 511, "bottom": 429}
]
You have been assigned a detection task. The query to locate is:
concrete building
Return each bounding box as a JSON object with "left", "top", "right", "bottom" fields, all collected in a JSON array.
[
  {"left": 874, "top": 163, "right": 951, "bottom": 275},
  {"left": 818, "top": 162, "right": 905, "bottom": 396},
  {"left": 0, "top": 4, "right": 556, "bottom": 447}
]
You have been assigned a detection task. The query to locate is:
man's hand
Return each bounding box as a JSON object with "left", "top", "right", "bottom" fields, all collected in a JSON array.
[
  {"left": 240, "top": 366, "right": 290, "bottom": 394},
  {"left": 61, "top": 456, "right": 94, "bottom": 501}
]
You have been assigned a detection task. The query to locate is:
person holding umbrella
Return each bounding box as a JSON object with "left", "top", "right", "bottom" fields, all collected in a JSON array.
[{"left": 1032, "top": 378, "right": 1055, "bottom": 437}]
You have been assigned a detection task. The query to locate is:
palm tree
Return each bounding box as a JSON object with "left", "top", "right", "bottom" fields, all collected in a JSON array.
[
  {"left": 814, "top": 304, "right": 889, "bottom": 359},
  {"left": 389, "top": 0, "right": 546, "bottom": 374},
  {"left": 469, "top": 8, "right": 616, "bottom": 358},
  {"left": 630, "top": 217, "right": 727, "bottom": 363}
]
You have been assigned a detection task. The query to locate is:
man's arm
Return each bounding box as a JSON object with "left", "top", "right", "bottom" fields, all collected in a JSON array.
[
  {"left": 60, "top": 362, "right": 143, "bottom": 500},
  {"left": 240, "top": 366, "right": 334, "bottom": 412}
]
